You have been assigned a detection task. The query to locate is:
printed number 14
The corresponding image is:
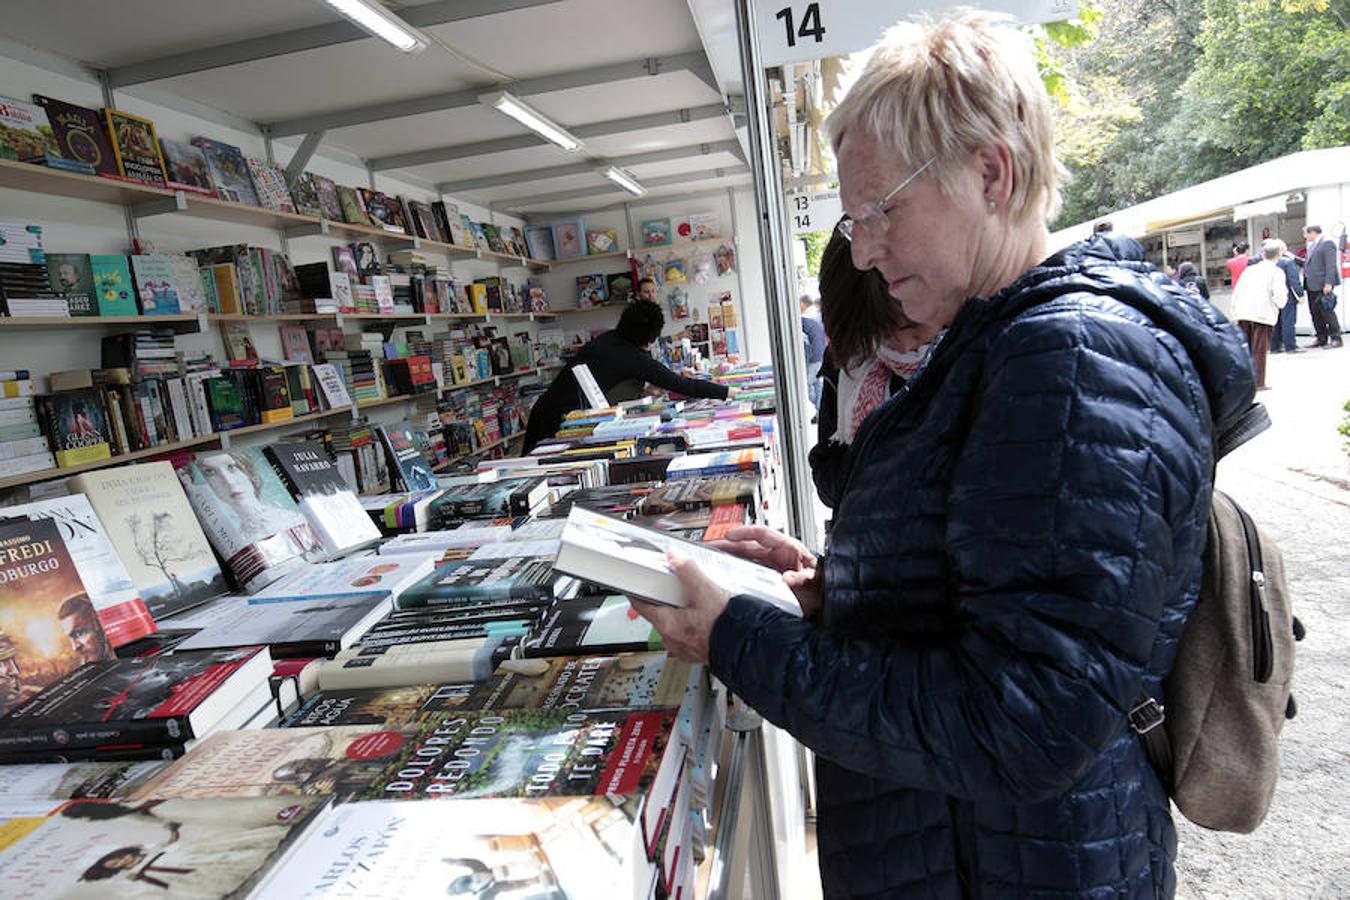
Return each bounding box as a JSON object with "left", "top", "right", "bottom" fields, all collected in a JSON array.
[{"left": 776, "top": 3, "right": 827, "bottom": 49}]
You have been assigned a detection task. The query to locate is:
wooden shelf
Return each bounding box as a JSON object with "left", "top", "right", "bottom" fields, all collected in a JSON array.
[
  {"left": 550, "top": 304, "right": 624, "bottom": 315},
  {"left": 0, "top": 314, "right": 202, "bottom": 330},
  {"left": 0, "top": 433, "right": 218, "bottom": 491},
  {"left": 0, "top": 157, "right": 174, "bottom": 205},
  {"left": 433, "top": 431, "right": 526, "bottom": 470},
  {"left": 547, "top": 250, "right": 630, "bottom": 267}
]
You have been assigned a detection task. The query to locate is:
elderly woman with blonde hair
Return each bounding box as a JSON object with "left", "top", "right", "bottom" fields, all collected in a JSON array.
[{"left": 634, "top": 11, "right": 1254, "bottom": 898}]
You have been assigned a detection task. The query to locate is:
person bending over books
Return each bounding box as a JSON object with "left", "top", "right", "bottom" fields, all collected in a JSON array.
[
  {"left": 520, "top": 297, "right": 736, "bottom": 453},
  {"left": 633, "top": 12, "right": 1253, "bottom": 900}
]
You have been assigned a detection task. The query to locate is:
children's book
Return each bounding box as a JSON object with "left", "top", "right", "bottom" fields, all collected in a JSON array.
[
  {"left": 158, "top": 137, "right": 216, "bottom": 195},
  {"left": 128, "top": 254, "right": 181, "bottom": 314},
  {"left": 576, "top": 274, "right": 608, "bottom": 309},
  {"left": 524, "top": 225, "right": 555, "bottom": 260},
  {"left": 245, "top": 157, "right": 296, "bottom": 213},
  {"left": 551, "top": 219, "right": 585, "bottom": 259},
  {"left": 103, "top": 108, "right": 168, "bottom": 187},
  {"left": 641, "top": 218, "right": 672, "bottom": 247},
  {"left": 191, "top": 136, "right": 259, "bottom": 205},
  {"left": 587, "top": 227, "right": 620, "bottom": 255}
]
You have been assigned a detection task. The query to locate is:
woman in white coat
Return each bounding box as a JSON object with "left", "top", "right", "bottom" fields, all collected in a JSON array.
[{"left": 1230, "top": 239, "right": 1288, "bottom": 389}]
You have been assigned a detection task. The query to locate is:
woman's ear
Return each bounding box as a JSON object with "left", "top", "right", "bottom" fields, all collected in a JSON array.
[{"left": 974, "top": 143, "right": 1014, "bottom": 209}]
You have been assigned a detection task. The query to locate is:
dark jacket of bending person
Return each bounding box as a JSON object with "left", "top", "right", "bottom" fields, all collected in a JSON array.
[{"left": 520, "top": 299, "right": 730, "bottom": 453}]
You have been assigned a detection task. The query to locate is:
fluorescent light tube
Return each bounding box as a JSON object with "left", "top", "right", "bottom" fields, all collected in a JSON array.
[
  {"left": 478, "top": 91, "right": 583, "bottom": 152},
  {"left": 600, "top": 166, "right": 647, "bottom": 196},
  {"left": 318, "top": 0, "right": 429, "bottom": 53}
]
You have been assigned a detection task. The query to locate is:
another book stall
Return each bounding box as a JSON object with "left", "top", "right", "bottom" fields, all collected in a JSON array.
[{"left": 0, "top": 359, "right": 800, "bottom": 897}]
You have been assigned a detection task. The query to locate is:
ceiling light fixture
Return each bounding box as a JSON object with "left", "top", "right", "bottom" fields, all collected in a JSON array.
[
  {"left": 478, "top": 91, "right": 583, "bottom": 152},
  {"left": 317, "top": 0, "right": 429, "bottom": 53},
  {"left": 599, "top": 166, "right": 647, "bottom": 196}
]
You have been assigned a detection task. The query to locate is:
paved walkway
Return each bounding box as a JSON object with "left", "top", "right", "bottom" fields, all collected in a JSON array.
[{"left": 1175, "top": 343, "right": 1350, "bottom": 899}]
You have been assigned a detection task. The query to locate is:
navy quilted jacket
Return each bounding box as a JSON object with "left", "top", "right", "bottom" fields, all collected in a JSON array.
[{"left": 709, "top": 235, "right": 1255, "bottom": 899}]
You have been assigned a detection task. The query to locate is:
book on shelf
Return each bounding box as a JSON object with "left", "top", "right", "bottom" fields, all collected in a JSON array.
[
  {"left": 32, "top": 94, "right": 119, "bottom": 177},
  {"left": 337, "top": 185, "right": 371, "bottom": 226},
  {"left": 102, "top": 107, "right": 169, "bottom": 187},
  {"left": 587, "top": 227, "right": 620, "bottom": 255},
  {"left": 0, "top": 517, "right": 116, "bottom": 720},
  {"left": 0, "top": 94, "right": 71, "bottom": 169},
  {"left": 394, "top": 556, "right": 560, "bottom": 611},
  {"left": 312, "top": 173, "right": 343, "bottom": 221},
  {"left": 0, "top": 646, "right": 270, "bottom": 755},
  {"left": 43, "top": 253, "right": 96, "bottom": 316},
  {"left": 69, "top": 461, "right": 228, "bottom": 620},
  {"left": 128, "top": 254, "right": 182, "bottom": 315},
  {"left": 3, "top": 494, "right": 156, "bottom": 647},
  {"left": 0, "top": 796, "right": 326, "bottom": 897},
  {"left": 554, "top": 507, "right": 801, "bottom": 614},
  {"left": 263, "top": 440, "right": 381, "bottom": 556},
  {"left": 165, "top": 255, "right": 210, "bottom": 314},
  {"left": 157, "top": 137, "right": 216, "bottom": 195},
  {"left": 34, "top": 387, "right": 112, "bottom": 468},
  {"left": 288, "top": 171, "right": 323, "bottom": 218},
  {"left": 176, "top": 448, "right": 321, "bottom": 593},
  {"left": 244, "top": 156, "right": 296, "bottom": 213},
  {"left": 165, "top": 590, "right": 392, "bottom": 658},
  {"left": 376, "top": 422, "right": 437, "bottom": 492},
  {"left": 191, "top": 136, "right": 259, "bottom": 205}
]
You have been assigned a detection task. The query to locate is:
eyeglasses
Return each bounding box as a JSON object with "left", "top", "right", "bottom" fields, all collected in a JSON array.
[{"left": 838, "top": 156, "right": 937, "bottom": 242}]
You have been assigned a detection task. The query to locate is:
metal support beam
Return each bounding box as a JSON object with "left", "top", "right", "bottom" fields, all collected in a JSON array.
[
  {"left": 266, "top": 51, "right": 715, "bottom": 137},
  {"left": 491, "top": 166, "right": 749, "bottom": 209},
  {"left": 284, "top": 131, "right": 327, "bottom": 186},
  {"left": 538, "top": 183, "right": 751, "bottom": 218},
  {"left": 440, "top": 140, "right": 741, "bottom": 194},
  {"left": 368, "top": 103, "right": 728, "bottom": 171},
  {"left": 105, "top": 0, "right": 563, "bottom": 87}
]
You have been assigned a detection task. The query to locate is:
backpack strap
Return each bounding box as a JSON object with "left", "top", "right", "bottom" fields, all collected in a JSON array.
[
  {"left": 1130, "top": 692, "right": 1173, "bottom": 789},
  {"left": 1215, "top": 403, "right": 1270, "bottom": 461}
]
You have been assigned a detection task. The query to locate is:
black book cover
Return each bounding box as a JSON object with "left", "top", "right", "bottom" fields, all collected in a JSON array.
[
  {"left": 34, "top": 94, "right": 119, "bottom": 177},
  {"left": 264, "top": 440, "right": 347, "bottom": 497},
  {"left": 395, "top": 557, "right": 557, "bottom": 609},
  {"left": 375, "top": 423, "right": 436, "bottom": 492},
  {"left": 523, "top": 595, "right": 662, "bottom": 658},
  {"left": 0, "top": 646, "right": 265, "bottom": 754},
  {"left": 35, "top": 388, "right": 111, "bottom": 467},
  {"left": 280, "top": 683, "right": 473, "bottom": 728}
]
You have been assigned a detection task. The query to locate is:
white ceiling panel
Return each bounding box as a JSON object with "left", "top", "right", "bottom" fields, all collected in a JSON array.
[
  {"left": 628, "top": 154, "right": 744, "bottom": 179},
  {"left": 528, "top": 73, "right": 722, "bottom": 124},
  {"left": 409, "top": 144, "right": 578, "bottom": 185},
  {"left": 0, "top": 0, "right": 329, "bottom": 67},
  {"left": 583, "top": 118, "right": 735, "bottom": 157},
  {"left": 519, "top": 173, "right": 751, "bottom": 215},
  {"left": 471, "top": 171, "right": 608, "bottom": 202},
  {"left": 426, "top": 0, "right": 701, "bottom": 78},
  {"left": 310, "top": 106, "right": 528, "bottom": 160}
]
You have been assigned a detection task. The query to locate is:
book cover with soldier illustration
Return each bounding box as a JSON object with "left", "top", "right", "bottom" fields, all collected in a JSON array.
[{"left": 0, "top": 517, "right": 114, "bottom": 717}]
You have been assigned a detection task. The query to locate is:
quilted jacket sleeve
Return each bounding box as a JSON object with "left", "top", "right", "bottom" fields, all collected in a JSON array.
[{"left": 709, "top": 301, "right": 1215, "bottom": 803}]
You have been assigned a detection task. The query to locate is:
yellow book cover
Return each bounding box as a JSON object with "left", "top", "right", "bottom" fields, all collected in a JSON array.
[
  {"left": 468, "top": 282, "right": 488, "bottom": 313},
  {"left": 260, "top": 407, "right": 294, "bottom": 424}
]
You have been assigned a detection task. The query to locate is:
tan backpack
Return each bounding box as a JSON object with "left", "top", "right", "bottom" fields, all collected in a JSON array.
[{"left": 1132, "top": 404, "right": 1304, "bottom": 833}]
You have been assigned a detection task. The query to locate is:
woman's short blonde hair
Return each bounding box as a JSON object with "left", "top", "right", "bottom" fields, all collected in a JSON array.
[{"left": 826, "top": 10, "right": 1065, "bottom": 224}]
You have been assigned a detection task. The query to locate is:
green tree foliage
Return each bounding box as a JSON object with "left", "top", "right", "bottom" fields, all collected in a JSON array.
[{"left": 1048, "top": 0, "right": 1349, "bottom": 230}]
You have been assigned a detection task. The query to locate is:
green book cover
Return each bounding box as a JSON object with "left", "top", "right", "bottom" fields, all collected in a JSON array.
[
  {"left": 204, "top": 376, "right": 245, "bottom": 431},
  {"left": 45, "top": 253, "right": 96, "bottom": 316},
  {"left": 89, "top": 255, "right": 139, "bottom": 316}
]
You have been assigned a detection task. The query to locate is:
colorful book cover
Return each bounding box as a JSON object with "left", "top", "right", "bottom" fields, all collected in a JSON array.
[
  {"left": 640, "top": 218, "right": 672, "bottom": 247},
  {"left": 587, "top": 227, "right": 620, "bottom": 255},
  {"left": 36, "top": 388, "right": 111, "bottom": 467},
  {"left": 0, "top": 94, "right": 59, "bottom": 162},
  {"left": 102, "top": 108, "right": 168, "bottom": 187},
  {"left": 576, "top": 274, "right": 608, "bottom": 309},
  {"left": 606, "top": 272, "right": 634, "bottom": 305},
  {"left": 551, "top": 220, "right": 584, "bottom": 259},
  {"left": 280, "top": 684, "right": 473, "bottom": 728},
  {"left": 44, "top": 252, "right": 96, "bottom": 316},
  {"left": 359, "top": 189, "right": 403, "bottom": 233},
  {"left": 0, "top": 647, "right": 267, "bottom": 750},
  {"left": 68, "top": 461, "right": 229, "bottom": 620},
  {"left": 157, "top": 137, "right": 215, "bottom": 195},
  {"left": 128, "top": 254, "right": 181, "bottom": 315},
  {"left": 4, "top": 494, "right": 154, "bottom": 647},
  {"left": 245, "top": 157, "right": 296, "bottom": 213},
  {"left": 0, "top": 796, "right": 324, "bottom": 895},
  {"left": 288, "top": 171, "right": 323, "bottom": 217},
  {"left": 376, "top": 423, "right": 436, "bottom": 492},
  {"left": 166, "top": 255, "right": 209, "bottom": 313},
  {"left": 469, "top": 221, "right": 490, "bottom": 251},
  {"left": 467, "top": 652, "right": 686, "bottom": 712},
  {"left": 482, "top": 223, "right": 507, "bottom": 254},
  {"left": 0, "top": 517, "right": 113, "bottom": 717},
  {"left": 337, "top": 186, "right": 370, "bottom": 225},
  {"left": 33, "top": 95, "right": 118, "bottom": 176},
  {"left": 524, "top": 225, "right": 555, "bottom": 261},
  {"left": 217, "top": 322, "right": 257, "bottom": 364},
  {"left": 190, "top": 136, "right": 259, "bottom": 205},
  {"left": 689, "top": 212, "right": 720, "bottom": 240},
  {"left": 442, "top": 202, "right": 468, "bottom": 247},
  {"left": 176, "top": 448, "right": 320, "bottom": 593},
  {"left": 312, "top": 173, "right": 343, "bottom": 221}
]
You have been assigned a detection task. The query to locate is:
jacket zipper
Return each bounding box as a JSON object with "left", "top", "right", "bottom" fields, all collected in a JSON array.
[
  {"left": 950, "top": 796, "right": 978, "bottom": 898},
  {"left": 1230, "top": 496, "right": 1274, "bottom": 682}
]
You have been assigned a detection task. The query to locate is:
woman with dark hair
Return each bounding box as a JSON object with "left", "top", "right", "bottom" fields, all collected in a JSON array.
[
  {"left": 1176, "top": 260, "right": 1210, "bottom": 300},
  {"left": 810, "top": 224, "right": 941, "bottom": 508},
  {"left": 520, "top": 299, "right": 735, "bottom": 453}
]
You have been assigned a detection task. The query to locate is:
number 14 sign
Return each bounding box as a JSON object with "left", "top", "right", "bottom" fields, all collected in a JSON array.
[{"left": 755, "top": 0, "right": 1079, "bottom": 67}]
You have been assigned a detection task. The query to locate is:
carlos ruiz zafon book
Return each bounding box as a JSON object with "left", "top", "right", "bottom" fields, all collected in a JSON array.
[
  {"left": 0, "top": 517, "right": 115, "bottom": 717},
  {"left": 0, "top": 646, "right": 270, "bottom": 754},
  {"left": 176, "top": 448, "right": 321, "bottom": 594},
  {"left": 3, "top": 494, "right": 156, "bottom": 647},
  {"left": 69, "top": 461, "right": 228, "bottom": 620},
  {"left": 263, "top": 440, "right": 381, "bottom": 556}
]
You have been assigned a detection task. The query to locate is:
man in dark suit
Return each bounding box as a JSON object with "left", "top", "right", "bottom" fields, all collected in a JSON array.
[{"left": 1303, "top": 224, "right": 1342, "bottom": 348}]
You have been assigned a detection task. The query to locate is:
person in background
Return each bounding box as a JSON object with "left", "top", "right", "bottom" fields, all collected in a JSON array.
[
  {"left": 1227, "top": 241, "right": 1253, "bottom": 287},
  {"left": 632, "top": 11, "right": 1253, "bottom": 898},
  {"left": 1176, "top": 260, "right": 1210, "bottom": 300},
  {"left": 1303, "top": 224, "right": 1343, "bottom": 348},
  {"left": 635, "top": 276, "right": 659, "bottom": 303},
  {"left": 1230, "top": 240, "right": 1287, "bottom": 389},
  {"left": 809, "top": 224, "right": 939, "bottom": 509},
  {"left": 1271, "top": 240, "right": 1304, "bottom": 354},
  {"left": 799, "top": 295, "right": 826, "bottom": 419},
  {"left": 519, "top": 299, "right": 734, "bottom": 453}
]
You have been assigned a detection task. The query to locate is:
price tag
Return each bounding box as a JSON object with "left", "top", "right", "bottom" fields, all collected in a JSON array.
[
  {"left": 196, "top": 312, "right": 208, "bottom": 333},
  {"left": 787, "top": 189, "right": 842, "bottom": 235},
  {"left": 756, "top": 0, "right": 1078, "bottom": 67},
  {"left": 349, "top": 402, "right": 359, "bottom": 421}
]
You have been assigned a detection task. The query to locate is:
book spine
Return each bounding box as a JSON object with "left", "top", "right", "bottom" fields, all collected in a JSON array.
[{"left": 0, "top": 714, "right": 193, "bottom": 755}]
